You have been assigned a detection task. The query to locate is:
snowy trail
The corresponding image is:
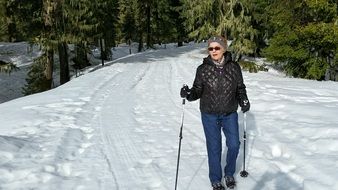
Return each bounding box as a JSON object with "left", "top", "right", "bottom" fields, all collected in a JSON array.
[
  {"left": 94, "top": 49, "right": 211, "bottom": 189},
  {"left": 1, "top": 44, "right": 338, "bottom": 190}
]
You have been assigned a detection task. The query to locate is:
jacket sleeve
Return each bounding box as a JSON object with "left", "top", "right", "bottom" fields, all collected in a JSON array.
[
  {"left": 235, "top": 63, "right": 249, "bottom": 106},
  {"left": 187, "top": 66, "right": 203, "bottom": 101}
]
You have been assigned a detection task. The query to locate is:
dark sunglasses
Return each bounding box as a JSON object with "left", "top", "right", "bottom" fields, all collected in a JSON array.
[{"left": 208, "top": 46, "right": 221, "bottom": 51}]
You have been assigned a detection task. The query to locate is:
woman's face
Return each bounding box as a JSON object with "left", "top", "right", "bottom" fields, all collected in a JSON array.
[{"left": 208, "top": 42, "right": 225, "bottom": 61}]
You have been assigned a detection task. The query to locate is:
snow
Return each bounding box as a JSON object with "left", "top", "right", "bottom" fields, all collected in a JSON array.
[
  {"left": 0, "top": 42, "right": 41, "bottom": 67},
  {"left": 1, "top": 43, "right": 338, "bottom": 190}
]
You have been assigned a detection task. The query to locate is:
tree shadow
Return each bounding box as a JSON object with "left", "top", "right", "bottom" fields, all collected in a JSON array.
[{"left": 252, "top": 171, "right": 303, "bottom": 190}]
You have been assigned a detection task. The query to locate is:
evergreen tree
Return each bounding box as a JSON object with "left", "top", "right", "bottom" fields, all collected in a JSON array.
[
  {"left": 170, "top": 0, "right": 186, "bottom": 46},
  {"left": 22, "top": 54, "right": 51, "bottom": 95},
  {"left": 181, "top": 0, "right": 217, "bottom": 40},
  {"left": 120, "top": 0, "right": 137, "bottom": 54},
  {"left": 181, "top": 0, "right": 257, "bottom": 60},
  {"left": 0, "top": 0, "right": 10, "bottom": 41},
  {"left": 133, "top": 0, "right": 147, "bottom": 52},
  {"left": 135, "top": 0, "right": 153, "bottom": 49},
  {"left": 245, "top": 0, "right": 271, "bottom": 56},
  {"left": 153, "top": 0, "right": 176, "bottom": 46},
  {"left": 219, "top": 0, "right": 257, "bottom": 60},
  {"left": 63, "top": 0, "right": 98, "bottom": 69},
  {"left": 0, "top": 0, "right": 18, "bottom": 42},
  {"left": 94, "top": 0, "right": 120, "bottom": 61},
  {"left": 263, "top": 0, "right": 338, "bottom": 80},
  {"left": 132, "top": 0, "right": 176, "bottom": 50},
  {"left": 0, "top": 0, "right": 42, "bottom": 42}
]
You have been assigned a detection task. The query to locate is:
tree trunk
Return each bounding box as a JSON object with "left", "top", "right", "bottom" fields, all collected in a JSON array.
[
  {"left": 128, "top": 39, "right": 132, "bottom": 54},
  {"left": 146, "top": 4, "right": 152, "bottom": 49},
  {"left": 58, "top": 42, "right": 70, "bottom": 84},
  {"left": 172, "top": 0, "right": 185, "bottom": 47},
  {"left": 138, "top": 31, "right": 143, "bottom": 52},
  {"left": 100, "top": 38, "right": 105, "bottom": 66},
  {"left": 43, "top": 0, "right": 57, "bottom": 89},
  {"left": 45, "top": 49, "right": 54, "bottom": 89}
]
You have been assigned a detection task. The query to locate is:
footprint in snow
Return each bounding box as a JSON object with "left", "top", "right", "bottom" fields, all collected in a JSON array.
[{"left": 135, "top": 159, "right": 153, "bottom": 168}]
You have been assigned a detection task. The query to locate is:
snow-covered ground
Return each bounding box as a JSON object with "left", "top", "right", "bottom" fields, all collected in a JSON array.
[{"left": 0, "top": 43, "right": 338, "bottom": 190}]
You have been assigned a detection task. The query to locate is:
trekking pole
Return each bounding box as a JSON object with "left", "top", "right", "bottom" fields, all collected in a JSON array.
[
  {"left": 240, "top": 112, "right": 249, "bottom": 177},
  {"left": 174, "top": 97, "right": 186, "bottom": 190}
]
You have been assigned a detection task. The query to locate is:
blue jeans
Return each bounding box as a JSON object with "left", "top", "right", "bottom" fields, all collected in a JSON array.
[{"left": 201, "top": 112, "right": 240, "bottom": 184}]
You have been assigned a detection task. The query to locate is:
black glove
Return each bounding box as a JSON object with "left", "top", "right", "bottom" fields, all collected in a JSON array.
[
  {"left": 241, "top": 99, "right": 250, "bottom": 113},
  {"left": 180, "top": 85, "right": 191, "bottom": 98}
]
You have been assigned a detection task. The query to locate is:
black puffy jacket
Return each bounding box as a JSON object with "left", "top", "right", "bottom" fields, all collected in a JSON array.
[{"left": 187, "top": 51, "right": 249, "bottom": 115}]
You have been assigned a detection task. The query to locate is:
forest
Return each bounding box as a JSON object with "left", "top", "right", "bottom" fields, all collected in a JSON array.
[{"left": 0, "top": 0, "right": 337, "bottom": 94}]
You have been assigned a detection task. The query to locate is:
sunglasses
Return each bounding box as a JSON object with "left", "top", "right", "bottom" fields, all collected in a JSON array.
[{"left": 208, "top": 46, "right": 221, "bottom": 51}]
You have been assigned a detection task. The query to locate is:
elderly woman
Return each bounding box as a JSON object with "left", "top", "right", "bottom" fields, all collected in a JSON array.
[{"left": 180, "top": 36, "right": 250, "bottom": 190}]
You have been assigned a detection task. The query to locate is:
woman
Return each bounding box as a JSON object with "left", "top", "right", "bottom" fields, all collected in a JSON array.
[{"left": 180, "top": 36, "right": 250, "bottom": 190}]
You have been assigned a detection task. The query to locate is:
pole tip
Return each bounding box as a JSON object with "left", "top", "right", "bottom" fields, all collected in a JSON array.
[{"left": 240, "top": 170, "right": 249, "bottom": 177}]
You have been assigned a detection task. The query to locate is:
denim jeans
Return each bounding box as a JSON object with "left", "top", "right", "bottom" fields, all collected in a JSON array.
[{"left": 201, "top": 112, "right": 240, "bottom": 184}]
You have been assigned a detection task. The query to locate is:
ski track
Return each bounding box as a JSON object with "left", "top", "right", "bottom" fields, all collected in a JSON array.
[{"left": 0, "top": 66, "right": 125, "bottom": 189}]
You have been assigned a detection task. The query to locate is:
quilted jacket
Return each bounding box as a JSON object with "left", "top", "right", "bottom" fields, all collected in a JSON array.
[{"left": 187, "top": 51, "right": 249, "bottom": 114}]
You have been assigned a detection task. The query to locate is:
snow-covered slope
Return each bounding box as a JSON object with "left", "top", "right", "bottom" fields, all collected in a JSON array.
[{"left": 0, "top": 44, "right": 338, "bottom": 190}]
